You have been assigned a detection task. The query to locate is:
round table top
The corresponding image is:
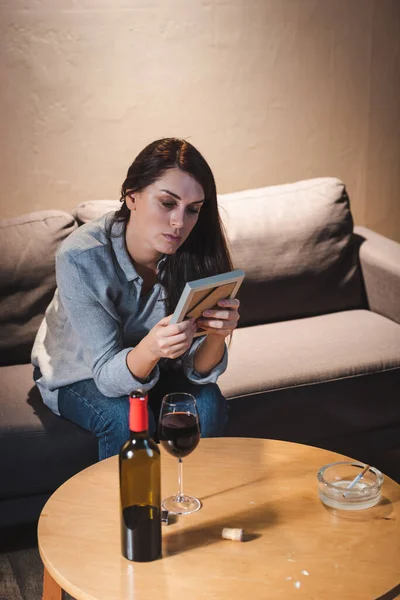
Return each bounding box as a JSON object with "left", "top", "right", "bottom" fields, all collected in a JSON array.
[{"left": 38, "top": 438, "right": 400, "bottom": 600}]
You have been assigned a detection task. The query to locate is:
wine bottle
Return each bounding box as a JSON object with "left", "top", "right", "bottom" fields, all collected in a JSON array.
[{"left": 119, "top": 390, "right": 162, "bottom": 562}]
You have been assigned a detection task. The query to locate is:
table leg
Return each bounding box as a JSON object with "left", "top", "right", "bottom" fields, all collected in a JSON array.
[{"left": 42, "top": 566, "right": 62, "bottom": 600}]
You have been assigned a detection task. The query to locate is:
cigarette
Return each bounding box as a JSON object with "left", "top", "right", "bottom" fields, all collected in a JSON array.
[
  {"left": 222, "top": 527, "right": 244, "bottom": 542},
  {"left": 343, "top": 464, "right": 370, "bottom": 498}
]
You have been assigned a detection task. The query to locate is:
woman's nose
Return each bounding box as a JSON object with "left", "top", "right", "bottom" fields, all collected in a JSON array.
[{"left": 170, "top": 208, "right": 184, "bottom": 229}]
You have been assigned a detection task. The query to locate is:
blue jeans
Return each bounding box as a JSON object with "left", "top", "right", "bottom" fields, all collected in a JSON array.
[{"left": 54, "top": 369, "right": 228, "bottom": 460}]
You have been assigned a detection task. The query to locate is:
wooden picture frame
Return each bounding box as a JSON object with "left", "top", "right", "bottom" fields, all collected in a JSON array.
[{"left": 170, "top": 269, "right": 245, "bottom": 336}]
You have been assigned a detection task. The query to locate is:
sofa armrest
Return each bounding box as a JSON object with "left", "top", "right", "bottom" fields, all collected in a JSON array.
[{"left": 354, "top": 226, "right": 400, "bottom": 324}]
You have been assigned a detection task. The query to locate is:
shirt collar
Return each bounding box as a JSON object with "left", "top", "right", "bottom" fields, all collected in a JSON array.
[{"left": 109, "top": 217, "right": 166, "bottom": 282}]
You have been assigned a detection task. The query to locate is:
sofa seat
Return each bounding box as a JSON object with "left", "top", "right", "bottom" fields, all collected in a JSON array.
[
  {"left": 221, "top": 309, "right": 400, "bottom": 478},
  {"left": 0, "top": 364, "right": 98, "bottom": 503},
  {"left": 219, "top": 309, "right": 400, "bottom": 398},
  {"left": 1, "top": 309, "right": 398, "bottom": 508}
]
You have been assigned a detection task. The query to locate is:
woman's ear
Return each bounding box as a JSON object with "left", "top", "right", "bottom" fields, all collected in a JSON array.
[{"left": 125, "top": 193, "right": 136, "bottom": 211}]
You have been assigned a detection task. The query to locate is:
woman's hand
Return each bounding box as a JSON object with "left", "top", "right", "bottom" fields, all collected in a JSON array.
[
  {"left": 196, "top": 298, "right": 240, "bottom": 337},
  {"left": 143, "top": 315, "right": 197, "bottom": 360}
]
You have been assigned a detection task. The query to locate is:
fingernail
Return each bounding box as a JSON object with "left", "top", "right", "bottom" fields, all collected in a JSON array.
[{"left": 203, "top": 310, "right": 211, "bottom": 316}]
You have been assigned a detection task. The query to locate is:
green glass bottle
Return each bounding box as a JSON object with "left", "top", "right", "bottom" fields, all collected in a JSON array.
[{"left": 119, "top": 390, "right": 161, "bottom": 562}]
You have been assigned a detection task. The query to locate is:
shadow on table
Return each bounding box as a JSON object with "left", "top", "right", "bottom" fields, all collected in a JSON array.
[
  {"left": 374, "top": 583, "right": 400, "bottom": 600},
  {"left": 163, "top": 500, "right": 278, "bottom": 556},
  {"left": 199, "top": 474, "right": 269, "bottom": 502}
]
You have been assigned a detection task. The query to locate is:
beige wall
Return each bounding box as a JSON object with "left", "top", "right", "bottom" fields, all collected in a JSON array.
[{"left": 0, "top": 0, "right": 399, "bottom": 241}]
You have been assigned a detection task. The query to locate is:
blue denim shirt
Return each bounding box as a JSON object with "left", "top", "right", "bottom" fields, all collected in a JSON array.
[{"left": 32, "top": 213, "right": 227, "bottom": 415}]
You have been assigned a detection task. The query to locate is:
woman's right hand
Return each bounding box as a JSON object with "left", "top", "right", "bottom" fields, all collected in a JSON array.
[{"left": 143, "top": 315, "right": 197, "bottom": 360}]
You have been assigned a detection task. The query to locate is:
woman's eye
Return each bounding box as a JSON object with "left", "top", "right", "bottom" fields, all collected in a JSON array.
[
  {"left": 161, "top": 202, "right": 175, "bottom": 209},
  {"left": 187, "top": 207, "right": 200, "bottom": 215}
]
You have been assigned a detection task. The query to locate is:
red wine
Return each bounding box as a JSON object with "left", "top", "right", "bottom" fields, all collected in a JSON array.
[
  {"left": 119, "top": 391, "right": 161, "bottom": 562},
  {"left": 121, "top": 505, "right": 161, "bottom": 563},
  {"left": 159, "top": 412, "right": 200, "bottom": 458}
]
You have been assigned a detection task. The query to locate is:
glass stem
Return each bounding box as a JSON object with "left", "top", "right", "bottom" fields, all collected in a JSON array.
[{"left": 177, "top": 458, "right": 183, "bottom": 500}]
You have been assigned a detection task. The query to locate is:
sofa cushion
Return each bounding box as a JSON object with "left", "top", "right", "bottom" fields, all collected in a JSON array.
[
  {"left": 73, "top": 199, "right": 120, "bottom": 224},
  {"left": 219, "top": 309, "right": 400, "bottom": 398},
  {"left": 218, "top": 177, "right": 365, "bottom": 326},
  {"left": 0, "top": 211, "right": 78, "bottom": 366},
  {"left": 0, "top": 364, "right": 98, "bottom": 499}
]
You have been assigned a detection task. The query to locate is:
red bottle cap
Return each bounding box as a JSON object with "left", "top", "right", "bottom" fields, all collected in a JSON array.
[{"left": 129, "top": 391, "right": 149, "bottom": 432}]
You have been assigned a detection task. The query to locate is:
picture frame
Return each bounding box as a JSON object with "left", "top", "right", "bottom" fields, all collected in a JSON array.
[{"left": 170, "top": 269, "right": 245, "bottom": 336}]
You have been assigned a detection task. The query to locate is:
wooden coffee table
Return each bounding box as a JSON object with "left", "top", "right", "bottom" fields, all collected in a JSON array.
[{"left": 38, "top": 438, "right": 400, "bottom": 599}]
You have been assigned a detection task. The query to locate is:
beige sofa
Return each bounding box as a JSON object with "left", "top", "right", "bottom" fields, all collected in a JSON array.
[{"left": 1, "top": 177, "right": 400, "bottom": 528}]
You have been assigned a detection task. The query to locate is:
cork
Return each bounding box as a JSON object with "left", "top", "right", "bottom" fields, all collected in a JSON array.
[{"left": 222, "top": 527, "right": 244, "bottom": 542}]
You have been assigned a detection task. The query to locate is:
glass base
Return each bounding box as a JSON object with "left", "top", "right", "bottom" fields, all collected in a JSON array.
[{"left": 162, "top": 494, "right": 201, "bottom": 515}]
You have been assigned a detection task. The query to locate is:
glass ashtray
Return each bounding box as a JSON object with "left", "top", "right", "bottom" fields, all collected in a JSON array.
[{"left": 317, "top": 461, "right": 384, "bottom": 510}]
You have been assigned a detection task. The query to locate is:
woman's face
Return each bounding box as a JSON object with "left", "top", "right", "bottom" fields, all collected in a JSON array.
[{"left": 126, "top": 167, "right": 205, "bottom": 262}]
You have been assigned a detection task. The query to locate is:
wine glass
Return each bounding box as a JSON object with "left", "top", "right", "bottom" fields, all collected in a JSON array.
[{"left": 158, "top": 392, "right": 201, "bottom": 515}]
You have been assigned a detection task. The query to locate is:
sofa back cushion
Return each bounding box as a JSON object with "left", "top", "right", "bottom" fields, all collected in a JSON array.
[
  {"left": 218, "top": 177, "right": 365, "bottom": 327},
  {"left": 73, "top": 199, "right": 120, "bottom": 224},
  {"left": 72, "top": 178, "right": 365, "bottom": 328},
  {"left": 0, "top": 211, "right": 78, "bottom": 366}
]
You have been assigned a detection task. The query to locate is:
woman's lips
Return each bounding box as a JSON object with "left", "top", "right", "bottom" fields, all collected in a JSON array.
[{"left": 163, "top": 234, "right": 182, "bottom": 243}]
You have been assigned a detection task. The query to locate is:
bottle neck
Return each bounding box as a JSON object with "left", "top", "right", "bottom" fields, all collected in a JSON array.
[{"left": 129, "top": 429, "right": 148, "bottom": 441}]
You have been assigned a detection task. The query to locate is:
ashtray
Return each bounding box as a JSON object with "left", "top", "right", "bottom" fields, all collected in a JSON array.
[{"left": 317, "top": 461, "right": 384, "bottom": 510}]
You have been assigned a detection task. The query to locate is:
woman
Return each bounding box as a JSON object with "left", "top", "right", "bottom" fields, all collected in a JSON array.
[{"left": 32, "top": 137, "right": 240, "bottom": 460}]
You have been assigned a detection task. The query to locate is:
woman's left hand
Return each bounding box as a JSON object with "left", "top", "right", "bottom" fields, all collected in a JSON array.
[{"left": 196, "top": 298, "right": 240, "bottom": 338}]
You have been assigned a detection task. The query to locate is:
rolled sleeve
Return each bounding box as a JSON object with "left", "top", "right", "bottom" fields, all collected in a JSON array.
[
  {"left": 95, "top": 348, "right": 160, "bottom": 397},
  {"left": 182, "top": 336, "right": 228, "bottom": 385}
]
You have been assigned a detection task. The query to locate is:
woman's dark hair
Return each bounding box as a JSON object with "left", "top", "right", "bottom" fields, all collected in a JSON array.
[{"left": 110, "top": 137, "right": 233, "bottom": 314}]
